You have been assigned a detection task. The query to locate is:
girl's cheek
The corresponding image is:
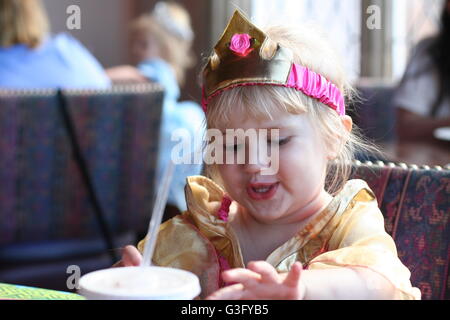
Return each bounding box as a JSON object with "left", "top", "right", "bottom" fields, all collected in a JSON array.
[
  {"left": 218, "top": 164, "right": 239, "bottom": 183},
  {"left": 278, "top": 148, "right": 300, "bottom": 166}
]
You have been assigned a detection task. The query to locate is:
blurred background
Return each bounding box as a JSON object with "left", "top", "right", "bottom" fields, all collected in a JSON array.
[
  {"left": 41, "top": 0, "right": 444, "bottom": 100},
  {"left": 39, "top": 0, "right": 449, "bottom": 166}
]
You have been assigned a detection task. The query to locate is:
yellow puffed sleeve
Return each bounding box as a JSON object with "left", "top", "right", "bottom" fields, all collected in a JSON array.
[{"left": 307, "top": 188, "right": 421, "bottom": 300}]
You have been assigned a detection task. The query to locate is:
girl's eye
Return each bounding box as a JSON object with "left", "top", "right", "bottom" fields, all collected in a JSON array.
[{"left": 269, "top": 137, "right": 290, "bottom": 146}]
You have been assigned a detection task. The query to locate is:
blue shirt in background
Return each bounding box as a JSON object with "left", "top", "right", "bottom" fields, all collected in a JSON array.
[
  {"left": 0, "top": 33, "right": 110, "bottom": 89},
  {"left": 138, "top": 58, "right": 205, "bottom": 211}
]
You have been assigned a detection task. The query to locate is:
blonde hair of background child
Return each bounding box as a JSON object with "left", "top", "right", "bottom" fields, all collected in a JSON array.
[
  {"left": 129, "top": 2, "right": 195, "bottom": 86},
  {"left": 0, "top": 0, "right": 49, "bottom": 49},
  {"left": 205, "top": 23, "right": 378, "bottom": 195}
]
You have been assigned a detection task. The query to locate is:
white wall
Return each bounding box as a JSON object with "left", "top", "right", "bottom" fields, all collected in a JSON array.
[
  {"left": 391, "top": 0, "right": 443, "bottom": 80},
  {"left": 251, "top": 0, "right": 361, "bottom": 80},
  {"left": 42, "top": 0, "right": 130, "bottom": 68}
]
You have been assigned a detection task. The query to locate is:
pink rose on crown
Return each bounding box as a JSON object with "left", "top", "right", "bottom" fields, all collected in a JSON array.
[{"left": 229, "top": 33, "right": 253, "bottom": 56}]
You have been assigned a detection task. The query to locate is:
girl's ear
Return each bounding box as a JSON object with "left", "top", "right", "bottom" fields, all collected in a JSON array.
[
  {"left": 326, "top": 115, "right": 352, "bottom": 161},
  {"left": 341, "top": 115, "right": 353, "bottom": 134}
]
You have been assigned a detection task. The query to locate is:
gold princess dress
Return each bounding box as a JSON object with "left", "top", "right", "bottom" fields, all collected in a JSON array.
[{"left": 138, "top": 176, "right": 421, "bottom": 300}]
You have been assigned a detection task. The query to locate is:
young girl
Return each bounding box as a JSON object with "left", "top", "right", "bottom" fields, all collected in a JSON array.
[{"left": 117, "top": 10, "right": 421, "bottom": 300}]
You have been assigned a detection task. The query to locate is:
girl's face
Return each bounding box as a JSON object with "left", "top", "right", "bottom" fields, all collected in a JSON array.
[
  {"left": 216, "top": 110, "right": 334, "bottom": 224},
  {"left": 130, "top": 31, "right": 159, "bottom": 64}
]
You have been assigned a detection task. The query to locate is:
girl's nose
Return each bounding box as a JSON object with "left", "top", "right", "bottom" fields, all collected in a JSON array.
[
  {"left": 243, "top": 143, "right": 270, "bottom": 173},
  {"left": 244, "top": 162, "right": 264, "bottom": 174}
]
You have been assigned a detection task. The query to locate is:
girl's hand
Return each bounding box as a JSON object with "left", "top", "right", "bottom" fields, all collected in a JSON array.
[
  {"left": 206, "top": 261, "right": 306, "bottom": 300},
  {"left": 112, "top": 245, "right": 142, "bottom": 267},
  {"left": 105, "top": 65, "right": 148, "bottom": 84}
]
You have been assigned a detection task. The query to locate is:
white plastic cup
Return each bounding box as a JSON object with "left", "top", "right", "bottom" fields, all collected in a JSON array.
[{"left": 78, "top": 266, "right": 201, "bottom": 300}]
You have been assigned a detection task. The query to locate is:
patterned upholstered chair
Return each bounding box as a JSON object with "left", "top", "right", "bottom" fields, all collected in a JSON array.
[
  {"left": 350, "top": 161, "right": 450, "bottom": 300},
  {"left": 0, "top": 84, "right": 164, "bottom": 290}
]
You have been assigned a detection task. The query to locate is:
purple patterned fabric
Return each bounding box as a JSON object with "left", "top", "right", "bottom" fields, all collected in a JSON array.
[
  {"left": 350, "top": 163, "right": 449, "bottom": 300},
  {"left": 0, "top": 85, "right": 163, "bottom": 245}
]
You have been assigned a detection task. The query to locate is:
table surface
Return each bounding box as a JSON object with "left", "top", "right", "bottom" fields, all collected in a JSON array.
[
  {"left": 0, "top": 283, "right": 84, "bottom": 300},
  {"left": 378, "top": 139, "right": 450, "bottom": 167}
]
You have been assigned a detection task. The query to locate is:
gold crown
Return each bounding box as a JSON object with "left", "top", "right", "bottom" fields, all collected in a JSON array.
[{"left": 202, "top": 10, "right": 294, "bottom": 99}]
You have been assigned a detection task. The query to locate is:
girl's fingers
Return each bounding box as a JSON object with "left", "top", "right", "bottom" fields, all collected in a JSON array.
[
  {"left": 122, "top": 245, "right": 142, "bottom": 266},
  {"left": 247, "top": 261, "right": 279, "bottom": 284},
  {"left": 211, "top": 262, "right": 304, "bottom": 300},
  {"left": 221, "top": 268, "right": 261, "bottom": 287},
  {"left": 283, "top": 262, "right": 303, "bottom": 288}
]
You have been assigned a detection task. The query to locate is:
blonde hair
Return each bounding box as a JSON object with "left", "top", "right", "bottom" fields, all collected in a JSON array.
[
  {"left": 205, "top": 24, "right": 376, "bottom": 195},
  {"left": 0, "top": 0, "right": 49, "bottom": 48},
  {"left": 130, "top": 2, "right": 195, "bottom": 85}
]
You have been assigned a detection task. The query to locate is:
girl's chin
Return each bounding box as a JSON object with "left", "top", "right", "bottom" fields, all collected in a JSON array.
[
  {"left": 242, "top": 202, "right": 285, "bottom": 221},
  {"left": 243, "top": 189, "right": 285, "bottom": 207}
]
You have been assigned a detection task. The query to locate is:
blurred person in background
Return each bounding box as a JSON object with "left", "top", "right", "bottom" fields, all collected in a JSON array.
[
  {"left": 129, "top": 1, "right": 196, "bottom": 88},
  {"left": 0, "top": 0, "right": 110, "bottom": 89},
  {"left": 394, "top": 0, "right": 450, "bottom": 141},
  {"left": 108, "top": 2, "right": 204, "bottom": 216}
]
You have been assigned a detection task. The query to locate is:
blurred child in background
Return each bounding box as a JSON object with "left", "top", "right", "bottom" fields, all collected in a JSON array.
[{"left": 108, "top": 2, "right": 204, "bottom": 215}]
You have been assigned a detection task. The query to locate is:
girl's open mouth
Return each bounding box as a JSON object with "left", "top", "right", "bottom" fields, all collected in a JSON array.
[{"left": 246, "top": 182, "right": 279, "bottom": 200}]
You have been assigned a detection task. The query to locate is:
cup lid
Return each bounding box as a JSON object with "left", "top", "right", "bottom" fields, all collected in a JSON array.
[{"left": 78, "top": 266, "right": 201, "bottom": 300}]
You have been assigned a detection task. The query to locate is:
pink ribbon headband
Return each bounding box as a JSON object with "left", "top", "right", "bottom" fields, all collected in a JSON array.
[{"left": 201, "top": 63, "right": 346, "bottom": 116}]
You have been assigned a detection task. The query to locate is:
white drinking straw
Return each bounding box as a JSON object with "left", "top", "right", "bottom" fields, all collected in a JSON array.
[{"left": 140, "top": 161, "right": 175, "bottom": 267}]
